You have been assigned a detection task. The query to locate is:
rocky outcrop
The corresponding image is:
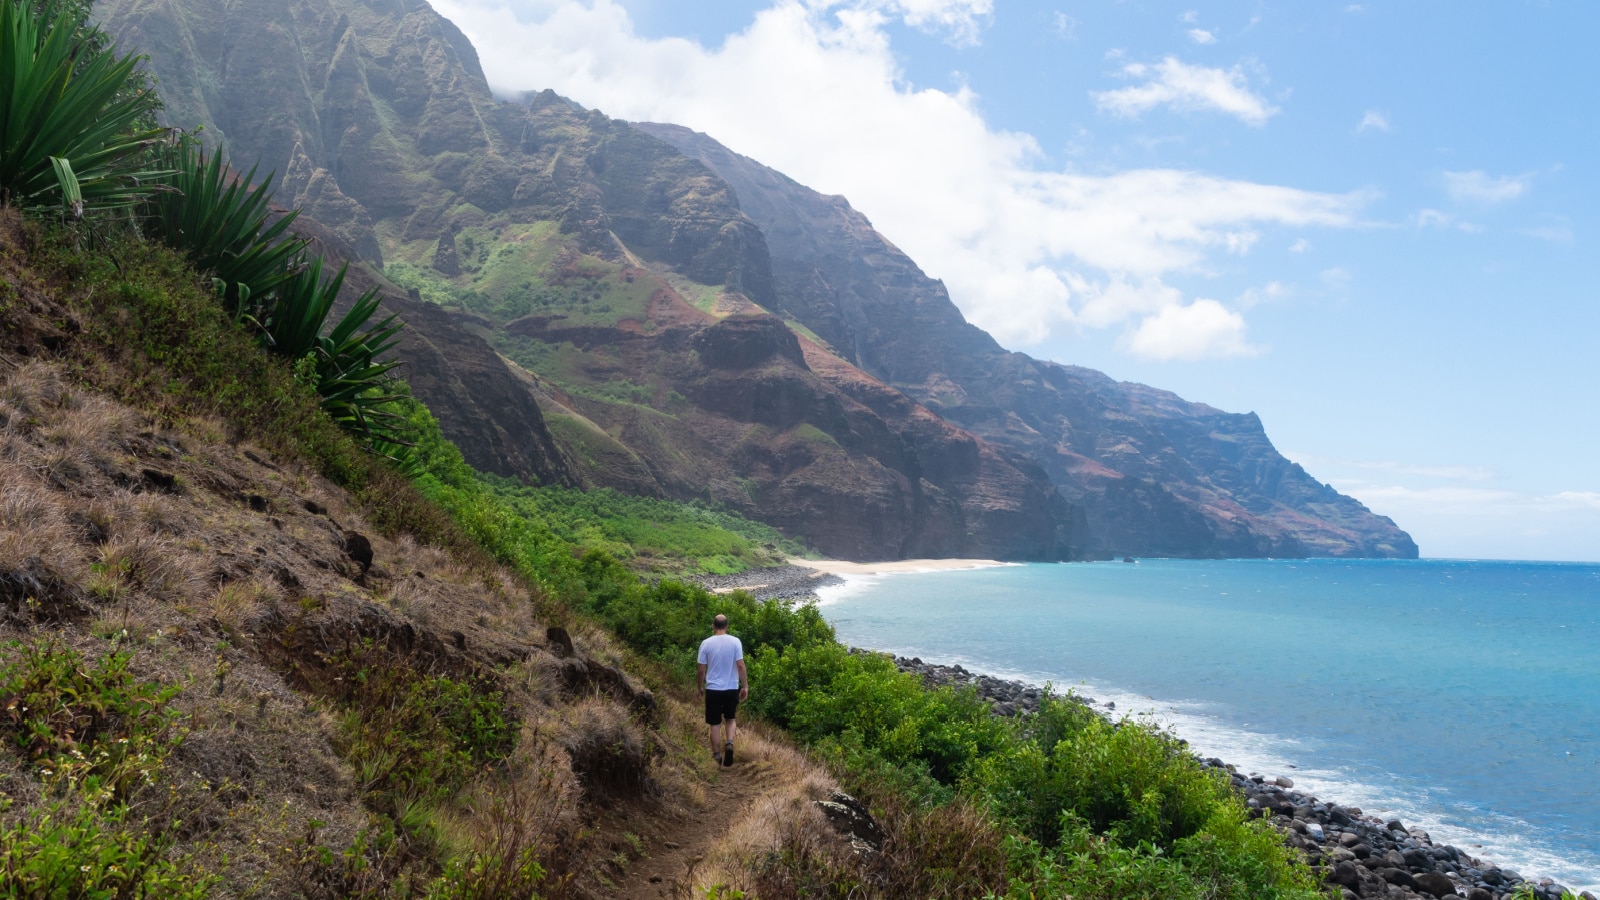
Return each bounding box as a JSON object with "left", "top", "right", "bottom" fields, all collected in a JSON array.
[
  {"left": 635, "top": 122, "right": 1417, "bottom": 560},
  {"left": 510, "top": 308, "right": 1071, "bottom": 561}
]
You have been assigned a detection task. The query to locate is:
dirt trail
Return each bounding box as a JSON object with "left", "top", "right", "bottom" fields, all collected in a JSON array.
[{"left": 612, "top": 748, "right": 777, "bottom": 899}]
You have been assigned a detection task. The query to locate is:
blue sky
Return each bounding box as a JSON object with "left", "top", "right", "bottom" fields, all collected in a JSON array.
[{"left": 430, "top": 0, "right": 1600, "bottom": 560}]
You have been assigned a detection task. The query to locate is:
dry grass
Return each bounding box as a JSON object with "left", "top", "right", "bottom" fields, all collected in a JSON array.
[
  {"left": 0, "top": 361, "right": 663, "bottom": 894},
  {"left": 0, "top": 351, "right": 904, "bottom": 900}
]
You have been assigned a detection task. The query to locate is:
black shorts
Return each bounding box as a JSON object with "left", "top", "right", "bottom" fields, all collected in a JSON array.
[{"left": 704, "top": 688, "right": 740, "bottom": 725}]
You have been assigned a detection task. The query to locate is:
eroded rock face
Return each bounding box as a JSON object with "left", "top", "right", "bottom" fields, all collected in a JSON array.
[
  {"left": 287, "top": 215, "right": 576, "bottom": 486},
  {"left": 509, "top": 311, "right": 1072, "bottom": 561},
  {"left": 636, "top": 122, "right": 1419, "bottom": 560}
]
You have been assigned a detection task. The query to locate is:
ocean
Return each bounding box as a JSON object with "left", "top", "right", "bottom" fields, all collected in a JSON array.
[{"left": 814, "top": 558, "right": 1600, "bottom": 892}]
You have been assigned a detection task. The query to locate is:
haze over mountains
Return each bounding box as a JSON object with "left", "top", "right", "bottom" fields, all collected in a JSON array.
[{"left": 98, "top": 0, "right": 1416, "bottom": 561}]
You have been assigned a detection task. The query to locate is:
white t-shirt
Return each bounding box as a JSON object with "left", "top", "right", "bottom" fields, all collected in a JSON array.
[{"left": 697, "top": 633, "right": 744, "bottom": 691}]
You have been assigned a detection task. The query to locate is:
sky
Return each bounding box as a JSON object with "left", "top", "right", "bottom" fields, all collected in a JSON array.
[{"left": 427, "top": 0, "right": 1600, "bottom": 561}]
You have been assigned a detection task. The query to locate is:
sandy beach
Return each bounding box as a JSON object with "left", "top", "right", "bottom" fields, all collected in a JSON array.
[{"left": 791, "top": 557, "right": 1008, "bottom": 576}]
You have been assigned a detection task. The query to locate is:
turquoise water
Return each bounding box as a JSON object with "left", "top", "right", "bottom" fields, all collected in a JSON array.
[{"left": 816, "top": 558, "right": 1600, "bottom": 890}]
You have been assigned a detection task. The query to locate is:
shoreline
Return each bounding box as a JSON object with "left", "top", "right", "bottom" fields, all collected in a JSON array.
[
  {"left": 689, "top": 560, "right": 1594, "bottom": 900},
  {"left": 873, "top": 652, "right": 1588, "bottom": 900}
]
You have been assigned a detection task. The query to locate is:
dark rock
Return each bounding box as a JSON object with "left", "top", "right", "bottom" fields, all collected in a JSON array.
[
  {"left": 1412, "top": 872, "right": 1457, "bottom": 897},
  {"left": 1377, "top": 867, "right": 1419, "bottom": 890},
  {"left": 815, "top": 790, "right": 884, "bottom": 854},
  {"left": 546, "top": 625, "right": 575, "bottom": 658},
  {"left": 1466, "top": 889, "right": 1493, "bottom": 900},
  {"left": 341, "top": 530, "right": 373, "bottom": 574},
  {"left": 1328, "top": 861, "right": 1363, "bottom": 890},
  {"left": 141, "top": 468, "right": 178, "bottom": 492}
]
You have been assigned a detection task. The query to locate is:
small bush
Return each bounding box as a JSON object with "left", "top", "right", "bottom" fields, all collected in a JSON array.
[
  {"left": 0, "top": 798, "right": 217, "bottom": 899},
  {"left": 0, "top": 638, "right": 181, "bottom": 800},
  {"left": 326, "top": 647, "right": 516, "bottom": 807}
]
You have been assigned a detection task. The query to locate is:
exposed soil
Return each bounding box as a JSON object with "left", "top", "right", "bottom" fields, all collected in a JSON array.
[{"left": 608, "top": 743, "right": 778, "bottom": 898}]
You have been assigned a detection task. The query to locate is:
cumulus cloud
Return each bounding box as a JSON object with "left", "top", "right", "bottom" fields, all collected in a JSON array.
[
  {"left": 431, "top": 0, "right": 1360, "bottom": 354},
  {"left": 1092, "top": 57, "right": 1278, "bottom": 125},
  {"left": 1357, "top": 110, "right": 1389, "bottom": 133},
  {"left": 1187, "top": 28, "right": 1217, "bottom": 44},
  {"left": 1122, "top": 299, "right": 1261, "bottom": 360},
  {"left": 1443, "top": 169, "right": 1531, "bottom": 205}
]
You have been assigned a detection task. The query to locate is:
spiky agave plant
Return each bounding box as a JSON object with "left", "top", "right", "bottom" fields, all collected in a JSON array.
[
  {"left": 0, "top": 0, "right": 166, "bottom": 214},
  {"left": 269, "top": 258, "right": 410, "bottom": 449},
  {"left": 143, "top": 137, "right": 307, "bottom": 315}
]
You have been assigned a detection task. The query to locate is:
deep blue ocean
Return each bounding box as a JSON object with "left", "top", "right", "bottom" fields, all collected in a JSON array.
[{"left": 815, "top": 558, "right": 1600, "bottom": 891}]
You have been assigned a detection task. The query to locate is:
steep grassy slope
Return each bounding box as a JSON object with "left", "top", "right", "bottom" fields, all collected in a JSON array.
[
  {"left": 0, "top": 210, "right": 879, "bottom": 897},
  {"left": 636, "top": 123, "right": 1418, "bottom": 560}
]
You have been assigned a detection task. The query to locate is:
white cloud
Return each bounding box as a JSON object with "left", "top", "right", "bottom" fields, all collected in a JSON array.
[
  {"left": 1357, "top": 109, "right": 1389, "bottom": 133},
  {"left": 1288, "top": 238, "right": 1309, "bottom": 253},
  {"left": 1292, "top": 454, "right": 1497, "bottom": 483},
  {"left": 1443, "top": 169, "right": 1531, "bottom": 205},
  {"left": 1187, "top": 28, "right": 1216, "bottom": 44},
  {"left": 874, "top": 0, "right": 994, "bottom": 45},
  {"left": 1521, "top": 223, "right": 1574, "bottom": 244},
  {"left": 1333, "top": 481, "right": 1600, "bottom": 560},
  {"left": 1412, "top": 208, "right": 1482, "bottom": 232},
  {"left": 431, "top": 0, "right": 1363, "bottom": 349},
  {"left": 1235, "top": 280, "right": 1288, "bottom": 308},
  {"left": 1051, "top": 11, "right": 1075, "bottom": 39},
  {"left": 1092, "top": 57, "right": 1279, "bottom": 126},
  {"left": 1122, "top": 299, "right": 1261, "bottom": 360}
]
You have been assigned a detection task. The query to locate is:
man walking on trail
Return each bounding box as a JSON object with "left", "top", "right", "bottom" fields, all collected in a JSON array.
[{"left": 697, "top": 614, "right": 747, "bottom": 767}]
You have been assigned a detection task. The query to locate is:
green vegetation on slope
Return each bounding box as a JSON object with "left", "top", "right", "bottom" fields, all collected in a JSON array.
[
  {"left": 557, "top": 561, "right": 1320, "bottom": 899},
  {"left": 402, "top": 399, "right": 804, "bottom": 579}
]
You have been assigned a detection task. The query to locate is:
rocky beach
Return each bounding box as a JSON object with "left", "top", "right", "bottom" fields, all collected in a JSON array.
[{"left": 690, "top": 562, "right": 1596, "bottom": 900}]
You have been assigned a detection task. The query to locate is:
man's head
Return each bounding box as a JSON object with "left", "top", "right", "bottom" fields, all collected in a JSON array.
[{"left": 713, "top": 614, "right": 729, "bottom": 633}]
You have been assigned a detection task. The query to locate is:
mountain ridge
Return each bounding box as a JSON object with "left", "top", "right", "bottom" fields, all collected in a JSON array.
[
  {"left": 98, "top": 0, "right": 1414, "bottom": 560},
  {"left": 635, "top": 122, "right": 1416, "bottom": 559}
]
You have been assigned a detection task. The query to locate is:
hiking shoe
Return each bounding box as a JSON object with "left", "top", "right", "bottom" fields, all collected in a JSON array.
[{"left": 723, "top": 741, "right": 734, "bottom": 767}]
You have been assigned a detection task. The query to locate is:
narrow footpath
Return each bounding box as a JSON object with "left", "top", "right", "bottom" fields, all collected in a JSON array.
[{"left": 612, "top": 747, "right": 778, "bottom": 899}]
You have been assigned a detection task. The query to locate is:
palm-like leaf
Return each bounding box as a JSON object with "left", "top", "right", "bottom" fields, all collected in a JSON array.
[
  {"left": 0, "top": 0, "right": 166, "bottom": 211},
  {"left": 269, "top": 259, "right": 409, "bottom": 446},
  {"left": 144, "top": 138, "right": 306, "bottom": 307}
]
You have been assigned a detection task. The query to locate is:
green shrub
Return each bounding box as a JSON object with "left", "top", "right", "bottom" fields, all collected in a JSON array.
[
  {"left": 0, "top": 639, "right": 212, "bottom": 898},
  {"left": 0, "top": 639, "right": 181, "bottom": 801},
  {"left": 323, "top": 644, "right": 516, "bottom": 809},
  {"left": 974, "top": 699, "right": 1227, "bottom": 848},
  {"left": 0, "top": 799, "right": 217, "bottom": 899}
]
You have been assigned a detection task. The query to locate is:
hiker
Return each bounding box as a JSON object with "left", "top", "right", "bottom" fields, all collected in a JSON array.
[{"left": 697, "top": 613, "right": 748, "bottom": 767}]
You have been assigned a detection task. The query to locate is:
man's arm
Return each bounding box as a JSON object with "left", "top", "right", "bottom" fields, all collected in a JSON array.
[
  {"left": 736, "top": 659, "right": 748, "bottom": 701},
  {"left": 697, "top": 663, "right": 707, "bottom": 696}
]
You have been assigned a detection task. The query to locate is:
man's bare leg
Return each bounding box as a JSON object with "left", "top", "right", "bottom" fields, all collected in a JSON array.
[{"left": 707, "top": 723, "right": 721, "bottom": 759}]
